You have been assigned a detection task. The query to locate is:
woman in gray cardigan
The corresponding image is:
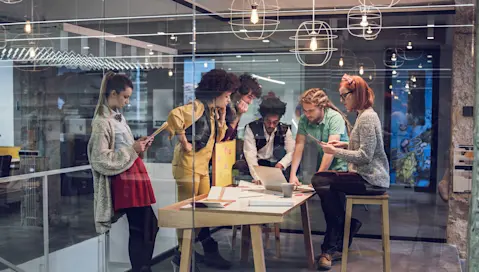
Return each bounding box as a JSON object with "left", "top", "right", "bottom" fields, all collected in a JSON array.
[
  {"left": 88, "top": 72, "right": 157, "bottom": 272},
  {"left": 311, "top": 74, "right": 390, "bottom": 270}
]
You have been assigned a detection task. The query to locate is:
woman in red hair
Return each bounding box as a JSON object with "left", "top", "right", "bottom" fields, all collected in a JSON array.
[{"left": 311, "top": 74, "right": 390, "bottom": 270}]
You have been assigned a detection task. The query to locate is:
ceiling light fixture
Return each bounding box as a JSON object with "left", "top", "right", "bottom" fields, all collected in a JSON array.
[
  {"left": 339, "top": 57, "right": 344, "bottom": 67},
  {"left": 290, "top": 0, "right": 337, "bottom": 66},
  {"left": 229, "top": 0, "right": 279, "bottom": 41},
  {"left": 262, "top": 39, "right": 270, "bottom": 43},
  {"left": 406, "top": 41, "right": 413, "bottom": 49},
  {"left": 391, "top": 53, "right": 397, "bottom": 61},
  {"left": 359, "top": 65, "right": 364, "bottom": 75},
  {"left": 168, "top": 70, "right": 173, "bottom": 77}
]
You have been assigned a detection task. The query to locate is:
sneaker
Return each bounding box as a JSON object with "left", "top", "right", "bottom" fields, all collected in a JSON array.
[{"left": 317, "top": 253, "right": 332, "bottom": 271}]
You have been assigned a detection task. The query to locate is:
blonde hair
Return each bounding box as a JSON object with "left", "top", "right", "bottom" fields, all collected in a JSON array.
[
  {"left": 300, "top": 88, "right": 352, "bottom": 134},
  {"left": 94, "top": 71, "right": 116, "bottom": 117}
]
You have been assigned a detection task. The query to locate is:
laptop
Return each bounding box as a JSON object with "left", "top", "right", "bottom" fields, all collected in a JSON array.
[
  {"left": 253, "top": 165, "right": 316, "bottom": 193},
  {"left": 253, "top": 165, "right": 288, "bottom": 192}
]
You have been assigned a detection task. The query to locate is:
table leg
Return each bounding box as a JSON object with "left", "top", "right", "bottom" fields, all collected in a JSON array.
[
  {"left": 240, "top": 225, "right": 251, "bottom": 263},
  {"left": 250, "top": 225, "right": 266, "bottom": 272},
  {"left": 179, "top": 229, "right": 193, "bottom": 272},
  {"left": 301, "top": 202, "right": 315, "bottom": 270}
]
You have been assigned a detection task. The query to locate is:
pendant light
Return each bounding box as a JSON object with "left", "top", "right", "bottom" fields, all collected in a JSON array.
[
  {"left": 250, "top": 3, "right": 259, "bottom": 24},
  {"left": 359, "top": 65, "right": 364, "bottom": 75},
  {"left": 24, "top": 20, "right": 32, "bottom": 34},
  {"left": 339, "top": 57, "right": 344, "bottom": 67}
]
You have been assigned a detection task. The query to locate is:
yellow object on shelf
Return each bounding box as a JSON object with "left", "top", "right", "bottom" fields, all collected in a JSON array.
[{"left": 0, "top": 146, "right": 21, "bottom": 159}]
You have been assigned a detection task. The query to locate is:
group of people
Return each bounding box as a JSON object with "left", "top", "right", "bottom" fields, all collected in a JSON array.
[{"left": 87, "top": 68, "right": 389, "bottom": 271}]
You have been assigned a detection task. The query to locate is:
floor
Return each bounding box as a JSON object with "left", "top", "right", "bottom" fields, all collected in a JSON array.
[
  {"left": 0, "top": 187, "right": 448, "bottom": 270},
  {"left": 152, "top": 229, "right": 461, "bottom": 272}
]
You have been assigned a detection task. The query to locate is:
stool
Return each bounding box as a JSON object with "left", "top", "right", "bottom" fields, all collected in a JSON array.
[{"left": 341, "top": 194, "right": 390, "bottom": 272}]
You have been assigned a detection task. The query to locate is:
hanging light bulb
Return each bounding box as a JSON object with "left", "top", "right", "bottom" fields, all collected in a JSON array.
[
  {"left": 392, "top": 70, "right": 397, "bottom": 75},
  {"left": 391, "top": 53, "right": 397, "bottom": 62},
  {"left": 168, "top": 70, "right": 173, "bottom": 77},
  {"left": 359, "top": 65, "right": 364, "bottom": 75},
  {"left": 389, "top": 84, "right": 393, "bottom": 90},
  {"left": 24, "top": 20, "right": 32, "bottom": 34},
  {"left": 418, "top": 63, "right": 423, "bottom": 69},
  {"left": 411, "top": 75, "right": 416, "bottom": 82},
  {"left": 339, "top": 57, "right": 344, "bottom": 67},
  {"left": 360, "top": 15, "right": 368, "bottom": 27},
  {"left": 204, "top": 62, "right": 208, "bottom": 68},
  {"left": 310, "top": 36, "right": 318, "bottom": 51},
  {"left": 366, "top": 26, "right": 372, "bottom": 34},
  {"left": 250, "top": 4, "right": 259, "bottom": 24},
  {"left": 406, "top": 41, "right": 413, "bottom": 50},
  {"left": 29, "top": 47, "right": 35, "bottom": 58},
  {"left": 405, "top": 82, "right": 410, "bottom": 89},
  {"left": 369, "top": 74, "right": 373, "bottom": 80}
]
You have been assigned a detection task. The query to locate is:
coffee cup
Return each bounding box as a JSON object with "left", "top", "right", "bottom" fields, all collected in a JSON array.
[{"left": 281, "top": 183, "right": 294, "bottom": 198}]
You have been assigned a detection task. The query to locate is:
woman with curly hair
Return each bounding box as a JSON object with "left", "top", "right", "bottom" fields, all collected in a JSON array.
[
  {"left": 312, "top": 75, "right": 389, "bottom": 270},
  {"left": 166, "top": 69, "right": 240, "bottom": 271},
  {"left": 243, "top": 95, "right": 295, "bottom": 183}
]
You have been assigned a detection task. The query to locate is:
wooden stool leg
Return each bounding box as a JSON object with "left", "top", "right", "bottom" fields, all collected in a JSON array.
[
  {"left": 232, "top": 225, "right": 238, "bottom": 249},
  {"left": 381, "top": 200, "right": 391, "bottom": 272},
  {"left": 341, "top": 198, "right": 353, "bottom": 272},
  {"left": 274, "top": 223, "right": 281, "bottom": 258}
]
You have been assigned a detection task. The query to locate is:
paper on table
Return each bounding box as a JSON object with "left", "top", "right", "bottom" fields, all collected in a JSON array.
[
  {"left": 207, "top": 186, "right": 241, "bottom": 201},
  {"left": 239, "top": 191, "right": 264, "bottom": 198},
  {"left": 238, "top": 180, "right": 265, "bottom": 191}
]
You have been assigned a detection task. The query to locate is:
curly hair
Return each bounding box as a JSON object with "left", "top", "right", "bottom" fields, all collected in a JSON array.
[
  {"left": 196, "top": 69, "right": 240, "bottom": 100},
  {"left": 258, "top": 95, "right": 287, "bottom": 118},
  {"left": 238, "top": 73, "right": 262, "bottom": 98},
  {"left": 300, "top": 88, "right": 352, "bottom": 134}
]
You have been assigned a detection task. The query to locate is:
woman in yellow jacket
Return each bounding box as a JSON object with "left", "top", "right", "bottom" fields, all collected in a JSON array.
[{"left": 167, "top": 69, "right": 240, "bottom": 271}]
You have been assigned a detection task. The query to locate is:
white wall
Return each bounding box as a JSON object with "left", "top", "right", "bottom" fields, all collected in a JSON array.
[{"left": 0, "top": 60, "right": 14, "bottom": 147}]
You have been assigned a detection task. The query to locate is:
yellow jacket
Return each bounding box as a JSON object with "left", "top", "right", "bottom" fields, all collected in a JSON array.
[{"left": 167, "top": 100, "right": 227, "bottom": 176}]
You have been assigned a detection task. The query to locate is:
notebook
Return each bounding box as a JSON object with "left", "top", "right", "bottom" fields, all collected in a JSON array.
[{"left": 193, "top": 186, "right": 241, "bottom": 208}]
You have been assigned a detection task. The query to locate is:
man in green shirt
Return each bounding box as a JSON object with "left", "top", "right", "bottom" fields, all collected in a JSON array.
[{"left": 290, "top": 88, "right": 350, "bottom": 185}]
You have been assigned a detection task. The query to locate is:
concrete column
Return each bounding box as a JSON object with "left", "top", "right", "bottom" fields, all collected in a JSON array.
[{"left": 448, "top": 0, "right": 475, "bottom": 259}]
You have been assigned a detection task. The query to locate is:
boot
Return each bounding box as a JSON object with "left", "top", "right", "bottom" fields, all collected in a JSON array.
[
  {"left": 171, "top": 249, "right": 201, "bottom": 272},
  {"left": 202, "top": 238, "right": 232, "bottom": 270}
]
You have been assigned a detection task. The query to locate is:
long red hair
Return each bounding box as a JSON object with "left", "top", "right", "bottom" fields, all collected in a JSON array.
[{"left": 339, "top": 74, "right": 375, "bottom": 111}]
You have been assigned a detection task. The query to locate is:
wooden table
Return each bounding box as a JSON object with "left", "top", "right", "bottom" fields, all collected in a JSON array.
[{"left": 158, "top": 191, "right": 316, "bottom": 272}]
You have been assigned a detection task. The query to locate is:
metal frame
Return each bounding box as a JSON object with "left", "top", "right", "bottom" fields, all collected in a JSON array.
[{"left": 0, "top": 165, "right": 93, "bottom": 272}]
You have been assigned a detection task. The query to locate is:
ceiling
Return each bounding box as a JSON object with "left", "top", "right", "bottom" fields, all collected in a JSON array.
[{"left": 187, "top": 0, "right": 455, "bottom": 16}]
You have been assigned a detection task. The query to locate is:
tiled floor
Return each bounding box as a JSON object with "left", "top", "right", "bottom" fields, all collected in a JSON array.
[{"left": 152, "top": 229, "right": 461, "bottom": 272}]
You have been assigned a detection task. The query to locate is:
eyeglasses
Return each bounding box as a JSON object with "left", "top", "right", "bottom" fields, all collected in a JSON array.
[{"left": 340, "top": 91, "right": 353, "bottom": 101}]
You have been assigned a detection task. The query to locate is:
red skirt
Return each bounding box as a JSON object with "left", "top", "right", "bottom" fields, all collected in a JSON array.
[{"left": 111, "top": 157, "right": 156, "bottom": 211}]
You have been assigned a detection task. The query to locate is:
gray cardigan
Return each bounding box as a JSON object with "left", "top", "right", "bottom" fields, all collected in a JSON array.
[
  {"left": 335, "top": 108, "right": 390, "bottom": 188},
  {"left": 87, "top": 107, "right": 138, "bottom": 233}
]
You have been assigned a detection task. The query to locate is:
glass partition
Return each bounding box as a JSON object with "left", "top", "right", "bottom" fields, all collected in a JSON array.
[{"left": 0, "top": 0, "right": 476, "bottom": 271}]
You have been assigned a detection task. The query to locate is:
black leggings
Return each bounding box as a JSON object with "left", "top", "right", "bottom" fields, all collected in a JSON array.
[
  {"left": 311, "top": 172, "right": 369, "bottom": 254},
  {"left": 124, "top": 206, "right": 159, "bottom": 272}
]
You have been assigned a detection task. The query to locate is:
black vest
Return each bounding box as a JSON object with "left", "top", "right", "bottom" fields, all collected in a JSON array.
[
  {"left": 247, "top": 119, "right": 289, "bottom": 152},
  {"left": 184, "top": 101, "right": 217, "bottom": 152}
]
